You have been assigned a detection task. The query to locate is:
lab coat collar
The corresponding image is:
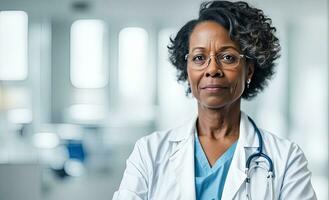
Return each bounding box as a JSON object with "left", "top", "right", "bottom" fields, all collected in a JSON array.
[
  {"left": 167, "top": 111, "right": 259, "bottom": 200},
  {"left": 167, "top": 114, "right": 197, "bottom": 200},
  {"left": 167, "top": 114, "right": 197, "bottom": 142},
  {"left": 239, "top": 112, "right": 259, "bottom": 148}
]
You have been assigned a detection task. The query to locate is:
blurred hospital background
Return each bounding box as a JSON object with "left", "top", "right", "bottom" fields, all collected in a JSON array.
[{"left": 0, "top": 0, "right": 327, "bottom": 199}]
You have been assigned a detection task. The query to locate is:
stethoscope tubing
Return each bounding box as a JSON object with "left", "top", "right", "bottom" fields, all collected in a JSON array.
[
  {"left": 246, "top": 116, "right": 274, "bottom": 173},
  {"left": 245, "top": 116, "right": 275, "bottom": 200}
]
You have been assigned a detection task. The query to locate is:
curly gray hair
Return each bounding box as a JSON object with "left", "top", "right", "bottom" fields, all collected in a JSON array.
[{"left": 168, "top": 0, "right": 281, "bottom": 99}]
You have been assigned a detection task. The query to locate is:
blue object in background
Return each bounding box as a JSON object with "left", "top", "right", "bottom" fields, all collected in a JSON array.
[{"left": 66, "top": 140, "right": 86, "bottom": 162}]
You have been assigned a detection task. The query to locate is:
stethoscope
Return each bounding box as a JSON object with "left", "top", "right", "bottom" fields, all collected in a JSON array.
[{"left": 245, "top": 116, "right": 274, "bottom": 200}]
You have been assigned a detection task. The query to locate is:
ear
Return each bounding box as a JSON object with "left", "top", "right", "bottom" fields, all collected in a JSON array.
[{"left": 246, "top": 63, "right": 255, "bottom": 81}]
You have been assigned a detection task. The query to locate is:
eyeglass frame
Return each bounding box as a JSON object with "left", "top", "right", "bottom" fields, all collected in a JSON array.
[{"left": 184, "top": 52, "right": 252, "bottom": 70}]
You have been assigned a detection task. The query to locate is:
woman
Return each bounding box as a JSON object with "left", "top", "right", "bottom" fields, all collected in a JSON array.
[{"left": 113, "top": 1, "right": 317, "bottom": 199}]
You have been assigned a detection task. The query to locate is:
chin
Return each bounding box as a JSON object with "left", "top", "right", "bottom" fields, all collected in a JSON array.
[
  {"left": 197, "top": 96, "right": 240, "bottom": 110},
  {"left": 198, "top": 100, "right": 228, "bottom": 110}
]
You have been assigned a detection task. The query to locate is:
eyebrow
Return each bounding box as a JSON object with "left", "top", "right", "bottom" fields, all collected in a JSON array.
[{"left": 190, "top": 45, "right": 241, "bottom": 53}]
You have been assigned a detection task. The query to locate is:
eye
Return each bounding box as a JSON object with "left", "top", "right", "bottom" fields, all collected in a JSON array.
[
  {"left": 192, "top": 54, "right": 206, "bottom": 64},
  {"left": 219, "top": 53, "right": 238, "bottom": 64}
]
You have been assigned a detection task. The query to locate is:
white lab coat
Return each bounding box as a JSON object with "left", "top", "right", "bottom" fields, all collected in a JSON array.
[{"left": 113, "top": 112, "right": 317, "bottom": 200}]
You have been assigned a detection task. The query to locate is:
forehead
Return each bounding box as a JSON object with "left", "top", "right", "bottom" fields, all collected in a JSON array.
[{"left": 189, "top": 21, "right": 240, "bottom": 51}]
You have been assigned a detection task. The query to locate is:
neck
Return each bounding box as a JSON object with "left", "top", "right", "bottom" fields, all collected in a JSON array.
[{"left": 197, "top": 100, "right": 241, "bottom": 140}]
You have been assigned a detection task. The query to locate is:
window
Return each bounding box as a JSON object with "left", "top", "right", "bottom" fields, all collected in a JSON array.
[
  {"left": 70, "top": 20, "right": 108, "bottom": 88},
  {"left": 67, "top": 104, "right": 107, "bottom": 123},
  {"left": 118, "top": 27, "right": 150, "bottom": 105},
  {"left": 0, "top": 11, "right": 28, "bottom": 80}
]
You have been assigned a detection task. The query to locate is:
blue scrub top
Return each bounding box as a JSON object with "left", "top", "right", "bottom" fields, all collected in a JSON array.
[{"left": 194, "top": 132, "right": 237, "bottom": 200}]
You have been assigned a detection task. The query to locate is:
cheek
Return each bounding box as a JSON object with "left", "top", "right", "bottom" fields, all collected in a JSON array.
[
  {"left": 229, "top": 74, "right": 246, "bottom": 96},
  {"left": 187, "top": 69, "right": 199, "bottom": 94}
]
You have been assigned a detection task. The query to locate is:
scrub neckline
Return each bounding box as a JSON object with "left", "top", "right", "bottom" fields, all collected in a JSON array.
[{"left": 194, "top": 131, "right": 237, "bottom": 172}]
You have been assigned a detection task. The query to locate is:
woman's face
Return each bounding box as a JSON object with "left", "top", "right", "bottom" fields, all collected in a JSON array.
[{"left": 187, "top": 21, "right": 254, "bottom": 109}]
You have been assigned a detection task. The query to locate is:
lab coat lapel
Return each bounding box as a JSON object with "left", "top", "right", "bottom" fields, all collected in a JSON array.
[
  {"left": 221, "top": 112, "right": 258, "bottom": 199},
  {"left": 221, "top": 142, "right": 246, "bottom": 199},
  {"left": 168, "top": 117, "right": 196, "bottom": 200}
]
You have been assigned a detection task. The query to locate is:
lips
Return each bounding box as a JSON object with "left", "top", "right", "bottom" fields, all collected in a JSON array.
[{"left": 201, "top": 84, "right": 228, "bottom": 89}]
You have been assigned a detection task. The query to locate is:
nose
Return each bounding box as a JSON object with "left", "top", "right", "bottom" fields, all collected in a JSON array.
[{"left": 205, "top": 55, "right": 223, "bottom": 77}]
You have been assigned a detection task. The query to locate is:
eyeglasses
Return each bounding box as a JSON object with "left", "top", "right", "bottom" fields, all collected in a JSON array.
[{"left": 185, "top": 51, "right": 249, "bottom": 70}]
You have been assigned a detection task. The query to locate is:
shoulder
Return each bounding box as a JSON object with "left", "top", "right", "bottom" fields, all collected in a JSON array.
[
  {"left": 260, "top": 129, "right": 302, "bottom": 152},
  {"left": 260, "top": 131, "right": 316, "bottom": 198},
  {"left": 260, "top": 129, "right": 309, "bottom": 169},
  {"left": 134, "top": 121, "right": 191, "bottom": 160},
  {"left": 260, "top": 129, "right": 292, "bottom": 148}
]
